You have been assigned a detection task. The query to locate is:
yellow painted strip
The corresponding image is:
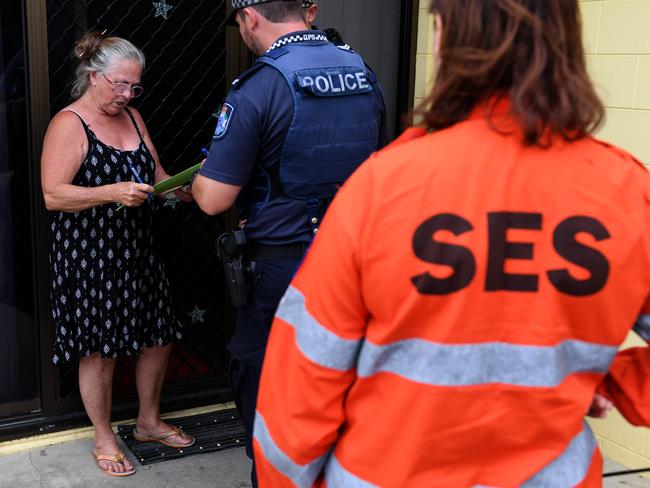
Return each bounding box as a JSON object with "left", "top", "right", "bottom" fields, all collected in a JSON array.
[
  {"left": 0, "top": 427, "right": 95, "bottom": 456},
  {"left": 0, "top": 402, "right": 236, "bottom": 457}
]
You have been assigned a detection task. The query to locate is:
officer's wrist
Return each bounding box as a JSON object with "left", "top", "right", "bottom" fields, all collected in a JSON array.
[{"left": 188, "top": 171, "right": 200, "bottom": 189}]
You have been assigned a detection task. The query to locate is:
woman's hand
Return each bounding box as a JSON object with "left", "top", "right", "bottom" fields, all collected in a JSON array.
[{"left": 112, "top": 182, "right": 154, "bottom": 207}]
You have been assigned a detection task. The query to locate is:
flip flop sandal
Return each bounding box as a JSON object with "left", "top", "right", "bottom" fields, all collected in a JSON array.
[
  {"left": 92, "top": 450, "right": 136, "bottom": 477},
  {"left": 133, "top": 425, "right": 196, "bottom": 448}
]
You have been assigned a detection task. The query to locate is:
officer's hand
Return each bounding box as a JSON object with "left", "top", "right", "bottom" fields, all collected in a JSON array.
[
  {"left": 174, "top": 187, "right": 194, "bottom": 203},
  {"left": 587, "top": 393, "right": 613, "bottom": 418}
]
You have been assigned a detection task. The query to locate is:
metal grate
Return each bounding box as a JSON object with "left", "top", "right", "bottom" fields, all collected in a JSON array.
[
  {"left": 45, "top": 0, "right": 234, "bottom": 400},
  {"left": 117, "top": 408, "right": 246, "bottom": 465}
]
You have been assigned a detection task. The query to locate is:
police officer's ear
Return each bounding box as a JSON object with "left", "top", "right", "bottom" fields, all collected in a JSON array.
[
  {"left": 304, "top": 5, "right": 318, "bottom": 26},
  {"left": 239, "top": 6, "right": 260, "bottom": 30}
]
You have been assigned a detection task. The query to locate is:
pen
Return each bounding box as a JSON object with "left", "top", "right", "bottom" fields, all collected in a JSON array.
[
  {"left": 117, "top": 162, "right": 153, "bottom": 210},
  {"left": 127, "top": 161, "right": 153, "bottom": 204}
]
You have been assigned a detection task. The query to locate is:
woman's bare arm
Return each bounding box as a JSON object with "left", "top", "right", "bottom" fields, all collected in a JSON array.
[{"left": 41, "top": 111, "right": 153, "bottom": 212}]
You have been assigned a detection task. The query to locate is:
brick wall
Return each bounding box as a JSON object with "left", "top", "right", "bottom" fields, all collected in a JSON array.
[
  {"left": 581, "top": 0, "right": 650, "bottom": 166},
  {"left": 413, "top": 0, "right": 434, "bottom": 110}
]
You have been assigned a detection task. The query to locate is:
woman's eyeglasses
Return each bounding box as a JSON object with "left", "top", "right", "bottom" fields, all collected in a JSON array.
[{"left": 102, "top": 74, "right": 144, "bottom": 98}]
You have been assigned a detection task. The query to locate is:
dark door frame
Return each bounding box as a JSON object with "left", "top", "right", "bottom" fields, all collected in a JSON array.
[
  {"left": 24, "top": 0, "right": 54, "bottom": 421},
  {"left": 0, "top": 0, "right": 248, "bottom": 441},
  {"left": 225, "top": 3, "right": 255, "bottom": 85},
  {"left": 396, "top": 0, "right": 419, "bottom": 133},
  {"left": 0, "top": 0, "right": 53, "bottom": 434}
]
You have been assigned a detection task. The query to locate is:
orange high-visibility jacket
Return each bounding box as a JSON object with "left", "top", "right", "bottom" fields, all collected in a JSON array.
[{"left": 253, "top": 101, "right": 650, "bottom": 487}]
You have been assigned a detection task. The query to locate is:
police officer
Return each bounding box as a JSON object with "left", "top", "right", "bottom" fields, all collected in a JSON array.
[{"left": 191, "top": 1, "right": 386, "bottom": 485}]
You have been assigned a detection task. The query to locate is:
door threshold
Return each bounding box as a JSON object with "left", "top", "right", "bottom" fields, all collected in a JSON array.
[{"left": 0, "top": 402, "right": 235, "bottom": 456}]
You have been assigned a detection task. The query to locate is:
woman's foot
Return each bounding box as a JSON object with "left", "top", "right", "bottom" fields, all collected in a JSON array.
[
  {"left": 93, "top": 436, "right": 135, "bottom": 476},
  {"left": 133, "top": 420, "right": 195, "bottom": 448}
]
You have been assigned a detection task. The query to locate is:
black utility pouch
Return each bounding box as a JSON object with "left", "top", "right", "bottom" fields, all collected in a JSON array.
[{"left": 216, "top": 230, "right": 250, "bottom": 308}]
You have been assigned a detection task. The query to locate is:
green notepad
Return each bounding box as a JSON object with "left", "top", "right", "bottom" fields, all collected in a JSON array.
[
  {"left": 115, "top": 163, "right": 202, "bottom": 210},
  {"left": 153, "top": 163, "right": 202, "bottom": 195}
]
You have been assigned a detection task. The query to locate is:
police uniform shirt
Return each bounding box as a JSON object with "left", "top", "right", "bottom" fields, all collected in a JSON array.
[
  {"left": 200, "top": 30, "right": 387, "bottom": 245},
  {"left": 199, "top": 32, "right": 313, "bottom": 245}
]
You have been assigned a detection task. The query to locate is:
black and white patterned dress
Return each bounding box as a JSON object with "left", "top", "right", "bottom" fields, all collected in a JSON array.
[{"left": 49, "top": 109, "right": 182, "bottom": 364}]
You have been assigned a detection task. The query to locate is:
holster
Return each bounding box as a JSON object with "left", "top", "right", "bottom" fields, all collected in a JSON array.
[{"left": 216, "top": 230, "right": 251, "bottom": 308}]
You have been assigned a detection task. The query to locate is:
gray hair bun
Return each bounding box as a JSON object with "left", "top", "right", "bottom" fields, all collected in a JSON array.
[{"left": 74, "top": 31, "right": 106, "bottom": 62}]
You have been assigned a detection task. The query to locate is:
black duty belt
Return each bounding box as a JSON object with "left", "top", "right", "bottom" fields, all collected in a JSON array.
[{"left": 249, "top": 242, "right": 308, "bottom": 261}]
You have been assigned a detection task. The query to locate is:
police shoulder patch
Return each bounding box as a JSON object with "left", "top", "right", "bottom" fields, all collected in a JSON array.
[{"left": 213, "top": 103, "right": 234, "bottom": 140}]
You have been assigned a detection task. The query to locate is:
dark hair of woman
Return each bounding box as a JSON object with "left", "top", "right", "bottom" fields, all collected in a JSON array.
[{"left": 417, "top": 0, "right": 604, "bottom": 146}]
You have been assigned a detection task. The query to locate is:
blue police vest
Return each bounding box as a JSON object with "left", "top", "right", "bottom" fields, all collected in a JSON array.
[{"left": 244, "top": 40, "right": 381, "bottom": 234}]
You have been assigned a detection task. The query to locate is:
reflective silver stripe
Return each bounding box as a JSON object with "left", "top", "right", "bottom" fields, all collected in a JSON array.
[
  {"left": 324, "top": 454, "right": 378, "bottom": 488},
  {"left": 253, "top": 412, "right": 327, "bottom": 487},
  {"left": 357, "top": 338, "right": 617, "bottom": 387},
  {"left": 324, "top": 425, "right": 595, "bottom": 488},
  {"left": 522, "top": 422, "right": 597, "bottom": 487},
  {"left": 634, "top": 315, "right": 650, "bottom": 341},
  {"left": 275, "top": 286, "right": 363, "bottom": 371}
]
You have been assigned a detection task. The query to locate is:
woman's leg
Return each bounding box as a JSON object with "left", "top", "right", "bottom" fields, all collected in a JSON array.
[
  {"left": 79, "top": 353, "right": 134, "bottom": 473},
  {"left": 134, "top": 344, "right": 193, "bottom": 446}
]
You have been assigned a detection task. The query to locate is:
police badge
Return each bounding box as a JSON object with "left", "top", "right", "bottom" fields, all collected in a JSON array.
[{"left": 213, "top": 103, "right": 234, "bottom": 140}]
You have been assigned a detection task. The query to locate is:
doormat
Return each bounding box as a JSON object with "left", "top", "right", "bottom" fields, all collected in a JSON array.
[{"left": 117, "top": 408, "right": 246, "bottom": 465}]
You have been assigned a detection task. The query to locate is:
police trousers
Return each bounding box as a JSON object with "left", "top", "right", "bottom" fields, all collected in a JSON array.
[{"left": 228, "top": 254, "right": 303, "bottom": 485}]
